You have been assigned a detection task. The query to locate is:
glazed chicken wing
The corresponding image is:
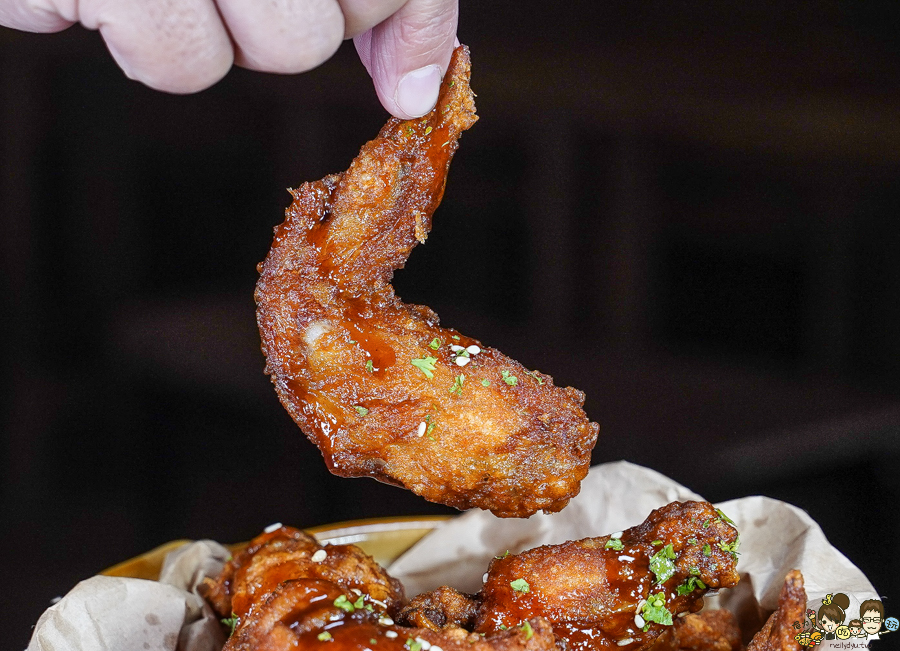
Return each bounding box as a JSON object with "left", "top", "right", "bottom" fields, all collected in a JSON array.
[
  {"left": 202, "top": 526, "right": 558, "bottom": 651},
  {"left": 255, "top": 45, "right": 599, "bottom": 518},
  {"left": 746, "top": 570, "right": 806, "bottom": 651},
  {"left": 474, "top": 501, "right": 741, "bottom": 651},
  {"left": 647, "top": 610, "right": 743, "bottom": 651}
]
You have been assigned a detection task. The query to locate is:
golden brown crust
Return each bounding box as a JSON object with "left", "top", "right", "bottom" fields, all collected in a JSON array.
[
  {"left": 398, "top": 586, "right": 480, "bottom": 631},
  {"left": 647, "top": 610, "right": 742, "bottom": 651},
  {"left": 254, "top": 45, "right": 599, "bottom": 517},
  {"left": 746, "top": 570, "right": 805, "bottom": 651},
  {"left": 475, "top": 501, "right": 741, "bottom": 651}
]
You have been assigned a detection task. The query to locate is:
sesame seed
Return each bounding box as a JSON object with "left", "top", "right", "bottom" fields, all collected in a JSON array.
[
  {"left": 455, "top": 357, "right": 471, "bottom": 367},
  {"left": 677, "top": 612, "right": 688, "bottom": 618},
  {"left": 466, "top": 345, "right": 481, "bottom": 355},
  {"left": 618, "top": 555, "right": 635, "bottom": 562},
  {"left": 416, "top": 638, "right": 432, "bottom": 650},
  {"left": 432, "top": 647, "right": 443, "bottom": 651},
  {"left": 450, "top": 345, "right": 464, "bottom": 352},
  {"left": 311, "top": 549, "right": 327, "bottom": 563},
  {"left": 610, "top": 532, "right": 623, "bottom": 539},
  {"left": 617, "top": 639, "right": 634, "bottom": 647},
  {"left": 417, "top": 422, "right": 427, "bottom": 437},
  {"left": 636, "top": 599, "right": 647, "bottom": 613},
  {"left": 50, "top": 596, "right": 62, "bottom": 604},
  {"left": 482, "top": 573, "right": 489, "bottom": 583},
  {"left": 351, "top": 588, "right": 362, "bottom": 596},
  {"left": 264, "top": 522, "right": 282, "bottom": 533},
  {"left": 370, "top": 598, "right": 387, "bottom": 608},
  {"left": 634, "top": 614, "right": 645, "bottom": 628},
  {"left": 379, "top": 617, "right": 394, "bottom": 626},
  {"left": 385, "top": 631, "right": 398, "bottom": 639}
]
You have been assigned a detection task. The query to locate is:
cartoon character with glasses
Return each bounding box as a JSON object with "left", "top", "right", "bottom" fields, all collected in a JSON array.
[{"left": 859, "top": 598, "right": 899, "bottom": 639}]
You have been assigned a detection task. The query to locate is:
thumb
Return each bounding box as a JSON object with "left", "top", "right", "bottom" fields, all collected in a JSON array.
[{"left": 354, "top": 0, "right": 458, "bottom": 119}]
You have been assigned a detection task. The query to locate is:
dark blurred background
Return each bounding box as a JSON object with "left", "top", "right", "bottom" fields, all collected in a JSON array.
[{"left": 3, "top": 1, "right": 900, "bottom": 646}]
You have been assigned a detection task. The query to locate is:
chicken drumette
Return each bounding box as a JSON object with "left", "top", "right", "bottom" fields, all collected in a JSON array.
[{"left": 255, "top": 46, "right": 598, "bottom": 518}]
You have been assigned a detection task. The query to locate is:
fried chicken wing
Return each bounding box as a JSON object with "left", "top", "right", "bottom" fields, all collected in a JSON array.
[
  {"left": 200, "top": 526, "right": 404, "bottom": 623},
  {"left": 647, "top": 610, "right": 742, "bottom": 651},
  {"left": 398, "top": 586, "right": 480, "bottom": 631},
  {"left": 255, "top": 45, "right": 599, "bottom": 518},
  {"left": 474, "top": 501, "right": 741, "bottom": 651},
  {"left": 203, "top": 526, "right": 558, "bottom": 651},
  {"left": 746, "top": 570, "right": 805, "bottom": 651}
]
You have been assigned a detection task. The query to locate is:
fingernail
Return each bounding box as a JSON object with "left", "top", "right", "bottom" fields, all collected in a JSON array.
[{"left": 395, "top": 64, "right": 441, "bottom": 118}]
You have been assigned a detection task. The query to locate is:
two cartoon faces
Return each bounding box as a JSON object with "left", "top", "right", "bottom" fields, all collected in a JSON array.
[{"left": 818, "top": 595, "right": 891, "bottom": 640}]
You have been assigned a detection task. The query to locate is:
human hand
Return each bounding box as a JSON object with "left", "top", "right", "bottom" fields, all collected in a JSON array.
[{"left": 0, "top": 0, "right": 458, "bottom": 118}]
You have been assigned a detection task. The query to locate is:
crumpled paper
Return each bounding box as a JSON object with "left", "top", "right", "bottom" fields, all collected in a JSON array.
[
  {"left": 28, "top": 540, "right": 230, "bottom": 651},
  {"left": 28, "top": 461, "right": 880, "bottom": 650}
]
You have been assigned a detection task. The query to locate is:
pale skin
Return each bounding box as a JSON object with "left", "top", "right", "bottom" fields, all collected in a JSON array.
[
  {"left": 862, "top": 610, "right": 882, "bottom": 636},
  {"left": 0, "top": 0, "right": 458, "bottom": 118}
]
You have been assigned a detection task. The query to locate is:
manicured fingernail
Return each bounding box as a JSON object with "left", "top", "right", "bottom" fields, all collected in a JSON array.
[{"left": 396, "top": 64, "right": 441, "bottom": 118}]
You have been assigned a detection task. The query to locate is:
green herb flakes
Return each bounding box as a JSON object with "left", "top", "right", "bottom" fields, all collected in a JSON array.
[
  {"left": 481, "top": 378, "right": 491, "bottom": 387},
  {"left": 425, "top": 414, "right": 436, "bottom": 436},
  {"left": 354, "top": 406, "right": 369, "bottom": 416},
  {"left": 334, "top": 595, "right": 355, "bottom": 613},
  {"left": 451, "top": 335, "right": 460, "bottom": 340},
  {"left": 495, "top": 550, "right": 510, "bottom": 559},
  {"left": 501, "top": 370, "right": 518, "bottom": 386},
  {"left": 716, "top": 508, "right": 736, "bottom": 526},
  {"left": 651, "top": 540, "right": 663, "bottom": 546},
  {"left": 676, "top": 576, "right": 707, "bottom": 596},
  {"left": 371, "top": 639, "right": 378, "bottom": 645},
  {"left": 521, "top": 621, "right": 534, "bottom": 640},
  {"left": 365, "top": 360, "right": 374, "bottom": 373},
  {"left": 689, "top": 566, "right": 701, "bottom": 576},
  {"left": 429, "top": 338, "right": 441, "bottom": 350},
  {"left": 703, "top": 544, "right": 712, "bottom": 557},
  {"left": 222, "top": 614, "right": 238, "bottom": 636},
  {"left": 450, "top": 374, "right": 465, "bottom": 396},
  {"left": 510, "top": 578, "right": 530, "bottom": 593},
  {"left": 407, "top": 639, "right": 423, "bottom": 651},
  {"left": 499, "top": 625, "right": 508, "bottom": 630},
  {"left": 604, "top": 538, "right": 624, "bottom": 551},
  {"left": 318, "top": 632, "right": 333, "bottom": 642},
  {"left": 525, "top": 370, "right": 544, "bottom": 385},
  {"left": 687, "top": 537, "right": 698, "bottom": 545},
  {"left": 354, "top": 595, "right": 366, "bottom": 609},
  {"left": 641, "top": 592, "right": 673, "bottom": 627},
  {"left": 649, "top": 544, "right": 676, "bottom": 584},
  {"left": 411, "top": 356, "right": 438, "bottom": 378}
]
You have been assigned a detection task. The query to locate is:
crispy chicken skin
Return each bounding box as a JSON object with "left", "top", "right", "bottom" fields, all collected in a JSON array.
[
  {"left": 202, "top": 526, "right": 558, "bottom": 651},
  {"left": 200, "top": 526, "right": 404, "bottom": 622},
  {"left": 398, "top": 586, "right": 480, "bottom": 631},
  {"left": 474, "top": 501, "right": 741, "bottom": 651},
  {"left": 647, "top": 610, "right": 742, "bottom": 651},
  {"left": 254, "top": 45, "right": 599, "bottom": 518},
  {"left": 746, "top": 570, "right": 805, "bottom": 651}
]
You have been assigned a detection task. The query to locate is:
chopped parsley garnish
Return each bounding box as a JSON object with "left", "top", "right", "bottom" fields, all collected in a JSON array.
[
  {"left": 451, "top": 335, "right": 460, "bottom": 340},
  {"left": 481, "top": 378, "right": 491, "bottom": 387},
  {"left": 407, "top": 639, "right": 423, "bottom": 651},
  {"left": 641, "top": 592, "right": 673, "bottom": 627},
  {"left": 353, "top": 595, "right": 366, "bottom": 609},
  {"left": 411, "top": 356, "right": 438, "bottom": 378},
  {"left": 365, "top": 360, "right": 374, "bottom": 373},
  {"left": 525, "top": 370, "right": 544, "bottom": 385},
  {"left": 354, "top": 406, "right": 369, "bottom": 416},
  {"left": 703, "top": 544, "right": 712, "bottom": 557},
  {"left": 425, "top": 126, "right": 433, "bottom": 136},
  {"left": 649, "top": 544, "right": 676, "bottom": 584},
  {"left": 450, "top": 374, "right": 465, "bottom": 396},
  {"left": 689, "top": 566, "right": 701, "bottom": 576},
  {"left": 429, "top": 338, "right": 441, "bottom": 350},
  {"left": 702, "top": 519, "right": 710, "bottom": 528},
  {"left": 510, "top": 578, "right": 530, "bottom": 593},
  {"left": 687, "top": 537, "right": 698, "bottom": 545},
  {"left": 676, "top": 576, "right": 707, "bottom": 596},
  {"left": 651, "top": 540, "right": 663, "bottom": 546},
  {"left": 521, "top": 621, "right": 534, "bottom": 640},
  {"left": 499, "top": 625, "right": 508, "bottom": 630},
  {"left": 495, "top": 550, "right": 510, "bottom": 559},
  {"left": 371, "top": 639, "right": 378, "bottom": 645},
  {"left": 425, "top": 414, "right": 436, "bottom": 436},
  {"left": 318, "top": 632, "right": 333, "bottom": 642},
  {"left": 717, "top": 536, "right": 741, "bottom": 557},
  {"left": 221, "top": 614, "right": 238, "bottom": 636},
  {"left": 334, "top": 595, "right": 356, "bottom": 613},
  {"left": 604, "top": 538, "right": 624, "bottom": 551},
  {"left": 716, "top": 508, "right": 736, "bottom": 526},
  {"left": 501, "top": 370, "right": 518, "bottom": 386}
]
